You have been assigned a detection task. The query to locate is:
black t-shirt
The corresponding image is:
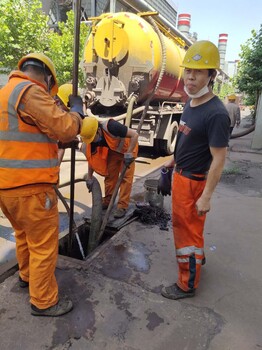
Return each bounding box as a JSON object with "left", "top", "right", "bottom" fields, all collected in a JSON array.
[{"left": 175, "top": 96, "right": 230, "bottom": 173}]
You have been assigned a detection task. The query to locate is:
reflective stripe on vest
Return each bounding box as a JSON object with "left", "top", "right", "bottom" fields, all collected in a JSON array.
[
  {"left": 176, "top": 246, "right": 204, "bottom": 256},
  {"left": 0, "top": 78, "right": 59, "bottom": 188},
  {"left": 177, "top": 257, "right": 202, "bottom": 265}
]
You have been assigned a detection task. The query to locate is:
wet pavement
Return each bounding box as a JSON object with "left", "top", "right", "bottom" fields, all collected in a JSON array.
[{"left": 1, "top": 111, "right": 262, "bottom": 349}]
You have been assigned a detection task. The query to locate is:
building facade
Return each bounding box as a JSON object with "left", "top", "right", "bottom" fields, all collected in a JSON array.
[{"left": 41, "top": 0, "right": 178, "bottom": 27}]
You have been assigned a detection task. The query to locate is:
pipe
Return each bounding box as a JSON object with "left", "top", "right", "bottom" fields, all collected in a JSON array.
[
  {"left": 125, "top": 95, "right": 137, "bottom": 127},
  {"left": 230, "top": 124, "right": 255, "bottom": 139},
  {"left": 68, "top": 0, "right": 81, "bottom": 256},
  {"left": 120, "top": 0, "right": 193, "bottom": 47},
  {"left": 85, "top": 105, "right": 148, "bottom": 122},
  {"left": 55, "top": 187, "right": 86, "bottom": 260},
  {"left": 136, "top": 15, "right": 166, "bottom": 134}
]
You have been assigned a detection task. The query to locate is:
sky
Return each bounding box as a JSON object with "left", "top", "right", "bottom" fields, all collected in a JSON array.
[{"left": 173, "top": 0, "right": 262, "bottom": 61}]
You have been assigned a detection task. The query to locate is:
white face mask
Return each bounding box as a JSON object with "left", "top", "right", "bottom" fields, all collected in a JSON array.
[{"left": 184, "top": 84, "right": 210, "bottom": 99}]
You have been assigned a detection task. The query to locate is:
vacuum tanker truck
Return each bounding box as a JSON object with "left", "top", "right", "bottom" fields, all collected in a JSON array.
[{"left": 81, "top": 11, "right": 189, "bottom": 156}]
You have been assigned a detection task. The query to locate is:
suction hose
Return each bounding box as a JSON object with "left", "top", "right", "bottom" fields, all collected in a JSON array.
[
  {"left": 84, "top": 175, "right": 103, "bottom": 254},
  {"left": 136, "top": 16, "right": 167, "bottom": 133},
  {"left": 230, "top": 124, "right": 255, "bottom": 139}
]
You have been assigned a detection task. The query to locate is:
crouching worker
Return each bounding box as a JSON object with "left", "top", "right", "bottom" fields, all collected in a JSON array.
[
  {"left": 0, "top": 53, "right": 84, "bottom": 317},
  {"left": 80, "top": 117, "right": 139, "bottom": 218}
]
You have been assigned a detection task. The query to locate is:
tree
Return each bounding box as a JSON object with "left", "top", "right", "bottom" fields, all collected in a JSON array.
[
  {"left": 235, "top": 25, "right": 262, "bottom": 107},
  {"left": 0, "top": 0, "right": 50, "bottom": 72},
  {"left": 48, "top": 10, "right": 90, "bottom": 86},
  {"left": 0, "top": 0, "right": 90, "bottom": 86},
  {"left": 214, "top": 80, "right": 235, "bottom": 101}
]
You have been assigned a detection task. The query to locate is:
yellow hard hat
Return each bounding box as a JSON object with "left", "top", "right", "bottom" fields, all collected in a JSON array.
[
  {"left": 18, "top": 53, "right": 58, "bottom": 96},
  {"left": 228, "top": 94, "right": 236, "bottom": 101},
  {"left": 80, "top": 117, "right": 99, "bottom": 144},
  {"left": 57, "top": 84, "right": 73, "bottom": 107},
  {"left": 181, "top": 40, "right": 220, "bottom": 69}
]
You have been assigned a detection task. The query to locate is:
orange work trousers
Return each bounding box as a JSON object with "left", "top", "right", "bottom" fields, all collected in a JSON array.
[
  {"left": 103, "top": 149, "right": 135, "bottom": 209},
  {"left": 172, "top": 172, "right": 206, "bottom": 291},
  {"left": 0, "top": 184, "right": 59, "bottom": 309}
]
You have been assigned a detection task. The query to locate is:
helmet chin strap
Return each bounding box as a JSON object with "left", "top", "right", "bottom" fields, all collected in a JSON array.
[{"left": 44, "top": 74, "right": 52, "bottom": 94}]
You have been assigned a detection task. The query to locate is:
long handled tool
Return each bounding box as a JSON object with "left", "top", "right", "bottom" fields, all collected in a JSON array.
[
  {"left": 68, "top": 0, "right": 81, "bottom": 256},
  {"left": 95, "top": 164, "right": 129, "bottom": 246},
  {"left": 55, "top": 187, "right": 85, "bottom": 260}
]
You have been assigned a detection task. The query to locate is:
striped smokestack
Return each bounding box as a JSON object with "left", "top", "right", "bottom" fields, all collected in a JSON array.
[
  {"left": 178, "top": 14, "right": 191, "bottom": 36},
  {"left": 218, "top": 33, "right": 228, "bottom": 70}
]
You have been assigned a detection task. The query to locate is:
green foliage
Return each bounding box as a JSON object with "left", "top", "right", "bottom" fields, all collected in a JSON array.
[
  {"left": 214, "top": 81, "right": 235, "bottom": 101},
  {"left": 0, "top": 0, "right": 90, "bottom": 87},
  {"left": 48, "top": 11, "right": 90, "bottom": 86},
  {"left": 0, "top": 0, "right": 50, "bottom": 72},
  {"left": 235, "top": 25, "right": 262, "bottom": 106}
]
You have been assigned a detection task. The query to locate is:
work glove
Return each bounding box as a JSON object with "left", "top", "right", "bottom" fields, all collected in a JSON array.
[
  {"left": 68, "top": 95, "right": 84, "bottom": 119},
  {"left": 124, "top": 152, "right": 135, "bottom": 167},
  {"left": 58, "top": 138, "right": 79, "bottom": 150},
  {"left": 157, "top": 167, "right": 173, "bottom": 196},
  {"left": 86, "top": 178, "right": 94, "bottom": 193}
]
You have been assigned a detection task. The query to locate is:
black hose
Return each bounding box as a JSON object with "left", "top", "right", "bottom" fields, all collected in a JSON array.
[
  {"left": 136, "top": 16, "right": 167, "bottom": 134},
  {"left": 230, "top": 125, "right": 255, "bottom": 139},
  {"left": 85, "top": 176, "right": 103, "bottom": 254}
]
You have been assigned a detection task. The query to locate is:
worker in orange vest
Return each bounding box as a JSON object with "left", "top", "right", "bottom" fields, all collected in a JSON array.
[
  {"left": 159, "top": 41, "right": 230, "bottom": 300},
  {"left": 80, "top": 116, "right": 139, "bottom": 218},
  {"left": 0, "top": 53, "right": 85, "bottom": 316}
]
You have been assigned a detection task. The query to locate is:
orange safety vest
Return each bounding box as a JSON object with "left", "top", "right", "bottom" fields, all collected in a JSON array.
[
  {"left": 83, "top": 120, "right": 138, "bottom": 176},
  {"left": 0, "top": 76, "right": 59, "bottom": 189}
]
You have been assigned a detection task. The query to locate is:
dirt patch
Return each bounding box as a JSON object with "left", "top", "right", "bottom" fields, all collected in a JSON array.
[{"left": 221, "top": 159, "right": 262, "bottom": 197}]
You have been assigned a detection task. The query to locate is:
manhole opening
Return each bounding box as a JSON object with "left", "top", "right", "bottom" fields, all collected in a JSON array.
[{"left": 59, "top": 222, "right": 117, "bottom": 260}]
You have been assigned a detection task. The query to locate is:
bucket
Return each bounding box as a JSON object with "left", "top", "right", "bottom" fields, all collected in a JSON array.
[{"left": 143, "top": 179, "right": 164, "bottom": 208}]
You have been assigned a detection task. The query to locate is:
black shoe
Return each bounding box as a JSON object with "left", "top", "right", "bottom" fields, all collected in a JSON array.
[
  {"left": 161, "top": 283, "right": 195, "bottom": 300},
  {"left": 19, "top": 276, "right": 29, "bottom": 288},
  {"left": 31, "top": 296, "right": 73, "bottom": 317}
]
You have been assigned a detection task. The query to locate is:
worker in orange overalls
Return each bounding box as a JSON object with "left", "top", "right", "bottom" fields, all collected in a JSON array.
[
  {"left": 0, "top": 53, "right": 85, "bottom": 316},
  {"left": 158, "top": 41, "right": 230, "bottom": 300},
  {"left": 80, "top": 116, "right": 139, "bottom": 218}
]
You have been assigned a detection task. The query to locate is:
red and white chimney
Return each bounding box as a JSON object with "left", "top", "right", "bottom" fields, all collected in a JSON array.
[
  {"left": 178, "top": 14, "right": 191, "bottom": 36},
  {"left": 218, "top": 33, "right": 228, "bottom": 70}
]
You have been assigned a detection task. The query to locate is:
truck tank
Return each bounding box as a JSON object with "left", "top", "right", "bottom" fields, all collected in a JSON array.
[{"left": 82, "top": 12, "right": 189, "bottom": 156}]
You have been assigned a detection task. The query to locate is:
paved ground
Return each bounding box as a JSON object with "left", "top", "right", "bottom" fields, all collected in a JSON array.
[{"left": 0, "top": 111, "right": 262, "bottom": 350}]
